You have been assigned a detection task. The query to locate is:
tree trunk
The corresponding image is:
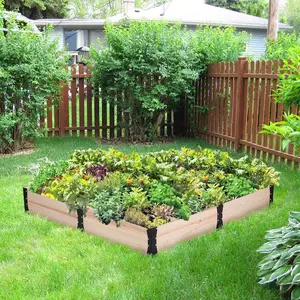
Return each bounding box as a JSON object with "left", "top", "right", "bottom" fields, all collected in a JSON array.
[{"left": 268, "top": 0, "right": 279, "bottom": 40}]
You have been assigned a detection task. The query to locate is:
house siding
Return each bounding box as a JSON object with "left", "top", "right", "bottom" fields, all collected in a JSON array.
[
  {"left": 51, "top": 27, "right": 64, "bottom": 50},
  {"left": 238, "top": 28, "right": 267, "bottom": 59}
]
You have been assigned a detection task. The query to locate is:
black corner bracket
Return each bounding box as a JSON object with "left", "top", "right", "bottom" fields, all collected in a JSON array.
[
  {"left": 269, "top": 185, "right": 274, "bottom": 204},
  {"left": 23, "top": 187, "right": 29, "bottom": 212},
  {"left": 77, "top": 208, "right": 85, "bottom": 231},
  {"left": 216, "top": 204, "right": 223, "bottom": 229},
  {"left": 147, "top": 227, "right": 158, "bottom": 255}
]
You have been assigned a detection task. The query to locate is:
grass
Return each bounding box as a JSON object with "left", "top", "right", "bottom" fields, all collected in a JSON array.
[{"left": 0, "top": 137, "right": 299, "bottom": 300}]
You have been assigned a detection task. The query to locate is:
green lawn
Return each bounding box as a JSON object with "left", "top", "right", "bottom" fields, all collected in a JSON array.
[{"left": 0, "top": 137, "right": 299, "bottom": 300}]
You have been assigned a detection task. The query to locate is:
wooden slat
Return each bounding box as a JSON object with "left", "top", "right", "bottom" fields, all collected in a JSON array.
[
  {"left": 71, "top": 65, "right": 77, "bottom": 136},
  {"left": 252, "top": 61, "right": 261, "bottom": 157},
  {"left": 109, "top": 95, "right": 115, "bottom": 139},
  {"left": 47, "top": 98, "right": 53, "bottom": 137},
  {"left": 247, "top": 61, "right": 255, "bottom": 155},
  {"left": 102, "top": 88, "right": 107, "bottom": 139},
  {"left": 54, "top": 103, "right": 59, "bottom": 137},
  {"left": 94, "top": 84, "right": 100, "bottom": 138},
  {"left": 78, "top": 64, "right": 85, "bottom": 136},
  {"left": 86, "top": 66, "right": 93, "bottom": 137}
]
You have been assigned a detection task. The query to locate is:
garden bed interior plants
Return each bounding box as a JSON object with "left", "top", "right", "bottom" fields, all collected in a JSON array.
[{"left": 27, "top": 147, "right": 280, "bottom": 253}]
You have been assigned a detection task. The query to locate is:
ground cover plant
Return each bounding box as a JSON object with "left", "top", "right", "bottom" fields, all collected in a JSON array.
[
  {"left": 30, "top": 147, "right": 279, "bottom": 228},
  {"left": 257, "top": 212, "right": 300, "bottom": 300},
  {"left": 0, "top": 137, "right": 299, "bottom": 299}
]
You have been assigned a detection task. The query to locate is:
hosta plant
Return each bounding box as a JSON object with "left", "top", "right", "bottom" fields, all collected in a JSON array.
[{"left": 257, "top": 212, "right": 300, "bottom": 300}]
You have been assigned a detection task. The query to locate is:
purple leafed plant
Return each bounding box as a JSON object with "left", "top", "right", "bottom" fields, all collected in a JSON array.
[{"left": 86, "top": 165, "right": 108, "bottom": 181}]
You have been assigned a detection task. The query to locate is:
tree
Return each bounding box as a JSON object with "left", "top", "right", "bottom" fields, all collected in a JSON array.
[
  {"left": 267, "top": 0, "right": 279, "bottom": 39},
  {"left": 284, "top": 0, "right": 300, "bottom": 33},
  {"left": 4, "top": 0, "right": 69, "bottom": 19},
  {"left": 205, "top": 0, "right": 269, "bottom": 18},
  {"left": 68, "top": 0, "right": 164, "bottom": 19},
  {"left": 0, "top": 11, "right": 69, "bottom": 153}
]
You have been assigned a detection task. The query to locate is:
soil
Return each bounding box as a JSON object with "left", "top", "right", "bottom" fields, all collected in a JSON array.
[{"left": 0, "top": 142, "right": 35, "bottom": 157}]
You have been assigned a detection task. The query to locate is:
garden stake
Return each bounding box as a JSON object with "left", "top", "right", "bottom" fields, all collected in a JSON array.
[
  {"left": 216, "top": 204, "right": 223, "bottom": 229},
  {"left": 269, "top": 185, "right": 274, "bottom": 204},
  {"left": 23, "top": 187, "right": 29, "bottom": 212},
  {"left": 147, "top": 228, "right": 158, "bottom": 255},
  {"left": 77, "top": 209, "right": 84, "bottom": 231}
]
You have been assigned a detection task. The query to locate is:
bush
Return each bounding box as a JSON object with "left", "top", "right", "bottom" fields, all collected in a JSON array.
[
  {"left": 193, "top": 25, "right": 248, "bottom": 63},
  {"left": 261, "top": 45, "right": 300, "bottom": 151},
  {"left": 263, "top": 31, "right": 300, "bottom": 60},
  {"left": 0, "top": 11, "right": 69, "bottom": 153},
  {"left": 257, "top": 212, "right": 300, "bottom": 300},
  {"left": 89, "top": 22, "right": 248, "bottom": 141}
]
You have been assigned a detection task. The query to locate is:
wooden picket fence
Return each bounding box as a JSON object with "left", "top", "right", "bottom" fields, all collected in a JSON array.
[
  {"left": 41, "top": 64, "right": 174, "bottom": 138},
  {"left": 194, "top": 57, "right": 300, "bottom": 166}
]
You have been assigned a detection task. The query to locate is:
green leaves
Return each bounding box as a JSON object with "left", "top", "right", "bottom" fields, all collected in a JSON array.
[
  {"left": 257, "top": 212, "right": 300, "bottom": 299},
  {"left": 0, "top": 13, "right": 69, "bottom": 153}
]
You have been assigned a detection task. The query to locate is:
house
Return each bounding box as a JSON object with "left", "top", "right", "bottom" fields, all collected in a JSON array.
[{"left": 33, "top": 0, "right": 292, "bottom": 60}]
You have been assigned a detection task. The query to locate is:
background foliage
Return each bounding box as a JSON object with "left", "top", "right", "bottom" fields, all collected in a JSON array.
[
  {"left": 90, "top": 22, "right": 247, "bottom": 141},
  {"left": 3, "top": 0, "right": 69, "bottom": 19},
  {"left": 0, "top": 11, "right": 69, "bottom": 153},
  {"left": 205, "top": 0, "right": 269, "bottom": 18}
]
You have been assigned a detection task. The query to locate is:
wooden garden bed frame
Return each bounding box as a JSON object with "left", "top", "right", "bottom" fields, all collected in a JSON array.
[{"left": 23, "top": 186, "right": 274, "bottom": 254}]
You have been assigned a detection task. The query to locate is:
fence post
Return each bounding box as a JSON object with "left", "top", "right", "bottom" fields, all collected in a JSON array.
[
  {"left": 234, "top": 56, "right": 247, "bottom": 151},
  {"left": 59, "top": 83, "right": 68, "bottom": 136}
]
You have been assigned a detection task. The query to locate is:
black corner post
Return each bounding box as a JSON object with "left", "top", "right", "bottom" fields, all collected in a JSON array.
[
  {"left": 77, "top": 209, "right": 84, "bottom": 231},
  {"left": 23, "top": 187, "right": 29, "bottom": 212},
  {"left": 147, "top": 227, "right": 158, "bottom": 255},
  {"left": 269, "top": 185, "right": 274, "bottom": 204},
  {"left": 216, "top": 204, "right": 223, "bottom": 229}
]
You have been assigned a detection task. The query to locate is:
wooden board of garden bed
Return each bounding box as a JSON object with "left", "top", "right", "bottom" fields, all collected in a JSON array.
[{"left": 23, "top": 187, "right": 272, "bottom": 254}]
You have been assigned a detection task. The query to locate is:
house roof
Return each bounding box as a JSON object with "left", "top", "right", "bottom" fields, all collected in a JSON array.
[{"left": 34, "top": 0, "right": 292, "bottom": 30}]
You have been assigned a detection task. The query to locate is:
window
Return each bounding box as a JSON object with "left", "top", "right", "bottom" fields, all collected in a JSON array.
[{"left": 64, "top": 30, "right": 77, "bottom": 51}]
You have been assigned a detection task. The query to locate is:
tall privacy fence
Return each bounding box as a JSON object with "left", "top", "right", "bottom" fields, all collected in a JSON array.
[
  {"left": 42, "top": 59, "right": 299, "bottom": 165},
  {"left": 42, "top": 64, "right": 174, "bottom": 139},
  {"left": 193, "top": 57, "right": 300, "bottom": 166}
]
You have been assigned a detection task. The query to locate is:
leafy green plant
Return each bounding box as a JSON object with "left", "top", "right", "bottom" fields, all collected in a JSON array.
[
  {"left": 123, "top": 187, "right": 149, "bottom": 209},
  {"left": 30, "top": 160, "right": 70, "bottom": 193},
  {"left": 257, "top": 212, "right": 300, "bottom": 300},
  {"left": 224, "top": 177, "right": 255, "bottom": 199},
  {"left": 262, "top": 114, "right": 300, "bottom": 152},
  {"left": 0, "top": 13, "right": 69, "bottom": 153},
  {"left": 90, "top": 21, "right": 206, "bottom": 141},
  {"left": 124, "top": 207, "right": 149, "bottom": 227},
  {"left": 148, "top": 182, "right": 182, "bottom": 208},
  {"left": 92, "top": 188, "right": 125, "bottom": 226},
  {"left": 263, "top": 31, "right": 300, "bottom": 60},
  {"left": 46, "top": 173, "right": 96, "bottom": 213}
]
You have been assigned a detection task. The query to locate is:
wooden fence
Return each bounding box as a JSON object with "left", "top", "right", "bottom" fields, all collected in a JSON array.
[
  {"left": 42, "top": 64, "right": 174, "bottom": 138},
  {"left": 194, "top": 56, "right": 300, "bottom": 165}
]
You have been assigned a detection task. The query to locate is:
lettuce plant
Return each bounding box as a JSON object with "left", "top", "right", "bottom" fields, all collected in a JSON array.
[{"left": 257, "top": 212, "right": 300, "bottom": 300}]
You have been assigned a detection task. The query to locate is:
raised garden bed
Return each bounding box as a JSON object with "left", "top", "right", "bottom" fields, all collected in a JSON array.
[
  {"left": 24, "top": 186, "right": 273, "bottom": 254},
  {"left": 26, "top": 148, "right": 279, "bottom": 254}
]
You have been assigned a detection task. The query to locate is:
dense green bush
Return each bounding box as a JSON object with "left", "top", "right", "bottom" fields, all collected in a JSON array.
[
  {"left": 89, "top": 22, "right": 248, "bottom": 141},
  {"left": 261, "top": 45, "right": 300, "bottom": 151},
  {"left": 193, "top": 26, "right": 248, "bottom": 63},
  {"left": 263, "top": 32, "right": 300, "bottom": 60},
  {"left": 257, "top": 212, "right": 300, "bottom": 300},
  {"left": 0, "top": 11, "right": 69, "bottom": 153},
  {"left": 31, "top": 147, "right": 279, "bottom": 229}
]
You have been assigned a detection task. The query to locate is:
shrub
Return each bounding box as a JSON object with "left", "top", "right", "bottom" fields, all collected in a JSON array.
[
  {"left": 261, "top": 45, "right": 300, "bottom": 151},
  {"left": 89, "top": 22, "right": 248, "bottom": 141},
  {"left": 263, "top": 31, "right": 300, "bottom": 60},
  {"left": 193, "top": 26, "right": 248, "bottom": 63},
  {"left": 224, "top": 177, "right": 255, "bottom": 199},
  {"left": 0, "top": 12, "right": 69, "bottom": 153},
  {"left": 257, "top": 212, "right": 300, "bottom": 300}
]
